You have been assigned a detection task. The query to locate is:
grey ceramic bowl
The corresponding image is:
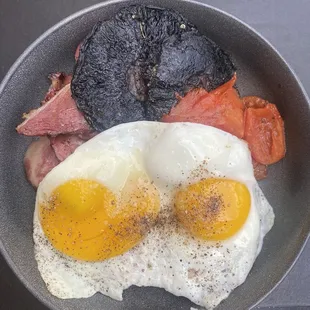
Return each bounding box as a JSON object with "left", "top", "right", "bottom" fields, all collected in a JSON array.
[{"left": 1, "top": 0, "right": 310, "bottom": 309}]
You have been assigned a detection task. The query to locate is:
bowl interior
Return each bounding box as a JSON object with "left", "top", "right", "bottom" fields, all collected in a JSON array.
[{"left": 1, "top": 0, "right": 310, "bottom": 309}]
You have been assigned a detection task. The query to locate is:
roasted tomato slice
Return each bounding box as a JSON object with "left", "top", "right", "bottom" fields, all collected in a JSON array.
[
  {"left": 242, "top": 96, "right": 267, "bottom": 109},
  {"left": 162, "top": 76, "right": 245, "bottom": 138},
  {"left": 244, "top": 103, "right": 285, "bottom": 165}
]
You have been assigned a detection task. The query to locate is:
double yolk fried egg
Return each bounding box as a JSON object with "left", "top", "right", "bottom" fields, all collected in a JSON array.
[{"left": 33, "top": 121, "right": 274, "bottom": 309}]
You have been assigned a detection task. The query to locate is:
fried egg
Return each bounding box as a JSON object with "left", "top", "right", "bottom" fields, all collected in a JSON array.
[{"left": 33, "top": 121, "right": 274, "bottom": 309}]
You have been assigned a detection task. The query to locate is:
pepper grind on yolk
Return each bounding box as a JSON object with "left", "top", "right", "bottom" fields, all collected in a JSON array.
[
  {"left": 39, "top": 178, "right": 160, "bottom": 261},
  {"left": 174, "top": 178, "right": 251, "bottom": 240}
]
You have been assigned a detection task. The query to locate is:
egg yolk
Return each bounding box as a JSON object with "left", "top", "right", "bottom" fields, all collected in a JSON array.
[
  {"left": 39, "top": 178, "right": 160, "bottom": 261},
  {"left": 174, "top": 178, "right": 250, "bottom": 240}
]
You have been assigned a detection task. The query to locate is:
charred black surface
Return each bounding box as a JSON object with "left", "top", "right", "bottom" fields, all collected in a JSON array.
[{"left": 71, "top": 5, "right": 235, "bottom": 131}]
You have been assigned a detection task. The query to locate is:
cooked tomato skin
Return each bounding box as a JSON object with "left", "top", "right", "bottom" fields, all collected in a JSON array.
[
  {"left": 242, "top": 96, "right": 267, "bottom": 109},
  {"left": 162, "top": 76, "right": 245, "bottom": 138},
  {"left": 244, "top": 103, "right": 285, "bottom": 165}
]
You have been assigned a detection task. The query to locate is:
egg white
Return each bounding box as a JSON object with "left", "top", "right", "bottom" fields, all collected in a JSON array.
[{"left": 34, "top": 121, "right": 274, "bottom": 309}]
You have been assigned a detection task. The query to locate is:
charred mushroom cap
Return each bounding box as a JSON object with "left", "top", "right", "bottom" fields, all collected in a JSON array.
[{"left": 71, "top": 5, "right": 235, "bottom": 131}]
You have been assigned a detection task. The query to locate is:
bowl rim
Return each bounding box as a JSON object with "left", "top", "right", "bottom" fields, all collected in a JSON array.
[{"left": 1, "top": 0, "right": 310, "bottom": 309}]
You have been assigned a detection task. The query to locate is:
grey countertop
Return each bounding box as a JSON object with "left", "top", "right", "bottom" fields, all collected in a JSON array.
[{"left": 0, "top": 0, "right": 310, "bottom": 309}]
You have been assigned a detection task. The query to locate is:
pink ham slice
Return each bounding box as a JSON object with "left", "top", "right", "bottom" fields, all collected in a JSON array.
[
  {"left": 16, "top": 84, "right": 90, "bottom": 136},
  {"left": 50, "top": 131, "right": 99, "bottom": 161},
  {"left": 24, "top": 137, "right": 60, "bottom": 188},
  {"left": 75, "top": 43, "right": 81, "bottom": 61},
  {"left": 42, "top": 72, "right": 72, "bottom": 104},
  {"left": 50, "top": 134, "right": 85, "bottom": 161}
]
